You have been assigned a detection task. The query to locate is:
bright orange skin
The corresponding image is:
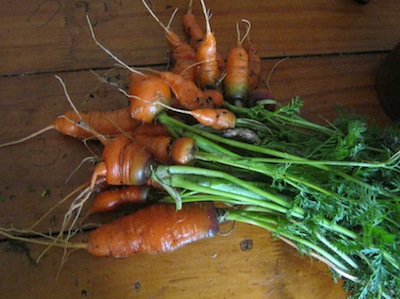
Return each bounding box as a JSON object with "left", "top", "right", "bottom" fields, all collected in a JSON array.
[
  {"left": 53, "top": 107, "right": 139, "bottom": 139},
  {"left": 88, "top": 185, "right": 149, "bottom": 214},
  {"left": 87, "top": 202, "right": 219, "bottom": 257},
  {"left": 129, "top": 75, "right": 172, "bottom": 123}
]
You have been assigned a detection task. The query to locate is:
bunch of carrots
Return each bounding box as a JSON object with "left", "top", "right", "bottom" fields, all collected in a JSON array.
[{"left": 0, "top": 1, "right": 399, "bottom": 298}]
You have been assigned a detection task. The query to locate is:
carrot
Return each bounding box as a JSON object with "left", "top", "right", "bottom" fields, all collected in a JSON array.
[
  {"left": 202, "top": 89, "right": 224, "bottom": 108},
  {"left": 132, "top": 134, "right": 172, "bottom": 164},
  {"left": 148, "top": 100, "right": 236, "bottom": 130},
  {"left": 88, "top": 185, "right": 150, "bottom": 214},
  {"left": 246, "top": 40, "right": 261, "bottom": 91},
  {"left": 223, "top": 21, "right": 250, "bottom": 104},
  {"left": 87, "top": 202, "right": 219, "bottom": 257},
  {"left": 88, "top": 14, "right": 172, "bottom": 123},
  {"left": 195, "top": 0, "right": 220, "bottom": 89},
  {"left": 90, "top": 135, "right": 156, "bottom": 188},
  {"left": 141, "top": 0, "right": 197, "bottom": 82},
  {"left": 156, "top": 71, "right": 222, "bottom": 110},
  {"left": 128, "top": 74, "right": 172, "bottom": 123},
  {"left": 132, "top": 122, "right": 171, "bottom": 137},
  {"left": 182, "top": 0, "right": 225, "bottom": 75},
  {"left": 0, "top": 202, "right": 219, "bottom": 258},
  {"left": 190, "top": 108, "right": 236, "bottom": 130},
  {"left": 170, "top": 137, "right": 197, "bottom": 165},
  {"left": 183, "top": 0, "right": 204, "bottom": 50},
  {"left": 0, "top": 88, "right": 138, "bottom": 148}
]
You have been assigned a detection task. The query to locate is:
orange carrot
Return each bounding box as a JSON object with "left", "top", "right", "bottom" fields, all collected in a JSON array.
[
  {"left": 86, "top": 202, "right": 219, "bottom": 257},
  {"left": 202, "top": 89, "right": 224, "bottom": 108},
  {"left": 132, "top": 122, "right": 171, "bottom": 137},
  {"left": 195, "top": 0, "right": 220, "bottom": 89},
  {"left": 90, "top": 135, "right": 156, "bottom": 188},
  {"left": 190, "top": 108, "right": 236, "bottom": 130},
  {"left": 142, "top": 0, "right": 197, "bottom": 82},
  {"left": 88, "top": 185, "right": 150, "bottom": 214},
  {"left": 223, "top": 21, "right": 250, "bottom": 104},
  {"left": 0, "top": 106, "right": 139, "bottom": 148},
  {"left": 155, "top": 104, "right": 236, "bottom": 130},
  {"left": 128, "top": 74, "right": 172, "bottom": 123},
  {"left": 245, "top": 22, "right": 261, "bottom": 91},
  {"left": 182, "top": 0, "right": 225, "bottom": 74},
  {"left": 183, "top": 0, "right": 204, "bottom": 50},
  {"left": 53, "top": 107, "right": 139, "bottom": 138},
  {"left": 156, "top": 71, "right": 222, "bottom": 110},
  {"left": 132, "top": 134, "right": 172, "bottom": 164},
  {"left": 170, "top": 137, "right": 196, "bottom": 165}
]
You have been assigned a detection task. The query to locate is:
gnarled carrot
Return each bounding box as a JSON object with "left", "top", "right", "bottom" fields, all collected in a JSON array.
[
  {"left": 156, "top": 71, "right": 222, "bottom": 110},
  {"left": 87, "top": 202, "right": 219, "bottom": 257},
  {"left": 90, "top": 135, "right": 156, "bottom": 188},
  {"left": 128, "top": 74, "right": 172, "bottom": 123}
]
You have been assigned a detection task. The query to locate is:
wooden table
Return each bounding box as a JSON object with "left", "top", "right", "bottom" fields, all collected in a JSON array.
[{"left": 0, "top": 1, "right": 398, "bottom": 298}]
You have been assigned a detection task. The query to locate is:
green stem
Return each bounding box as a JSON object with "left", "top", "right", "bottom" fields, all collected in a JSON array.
[{"left": 225, "top": 210, "right": 353, "bottom": 273}]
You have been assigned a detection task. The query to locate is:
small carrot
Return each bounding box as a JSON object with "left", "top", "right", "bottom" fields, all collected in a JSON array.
[
  {"left": 88, "top": 185, "right": 150, "bottom": 214},
  {"left": 87, "top": 15, "right": 172, "bottom": 123},
  {"left": 190, "top": 108, "right": 236, "bottom": 130},
  {"left": 148, "top": 100, "right": 236, "bottom": 130},
  {"left": 170, "top": 137, "right": 197, "bottom": 165},
  {"left": 223, "top": 21, "right": 250, "bottom": 104},
  {"left": 244, "top": 21, "right": 261, "bottom": 91},
  {"left": 132, "top": 122, "right": 171, "bottom": 137},
  {"left": 182, "top": 0, "right": 204, "bottom": 50},
  {"left": 50, "top": 107, "right": 139, "bottom": 139},
  {"left": 128, "top": 74, "right": 172, "bottom": 123},
  {"left": 156, "top": 71, "right": 222, "bottom": 110},
  {"left": 202, "top": 89, "right": 224, "bottom": 108},
  {"left": 0, "top": 89, "right": 138, "bottom": 148},
  {"left": 195, "top": 0, "right": 220, "bottom": 89},
  {"left": 90, "top": 135, "right": 156, "bottom": 188},
  {"left": 141, "top": 0, "right": 197, "bottom": 82},
  {"left": 87, "top": 202, "right": 219, "bottom": 257},
  {"left": 132, "top": 134, "right": 172, "bottom": 164}
]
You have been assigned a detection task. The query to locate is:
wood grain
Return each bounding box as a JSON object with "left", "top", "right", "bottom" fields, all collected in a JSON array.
[
  {"left": 0, "top": 0, "right": 397, "bottom": 298},
  {"left": 1, "top": 0, "right": 400, "bottom": 75}
]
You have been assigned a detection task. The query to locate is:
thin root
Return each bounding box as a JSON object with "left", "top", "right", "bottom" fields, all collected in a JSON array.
[
  {"left": 265, "top": 57, "right": 289, "bottom": 93},
  {"left": 0, "top": 125, "right": 55, "bottom": 148},
  {"left": 86, "top": 15, "right": 144, "bottom": 77}
]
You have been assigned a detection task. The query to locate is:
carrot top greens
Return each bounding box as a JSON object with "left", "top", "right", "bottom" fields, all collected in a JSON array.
[{"left": 154, "top": 97, "right": 400, "bottom": 299}]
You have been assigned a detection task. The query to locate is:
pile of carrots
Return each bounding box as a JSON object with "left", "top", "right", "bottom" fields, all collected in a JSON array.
[{"left": 0, "top": 0, "right": 270, "bottom": 258}]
